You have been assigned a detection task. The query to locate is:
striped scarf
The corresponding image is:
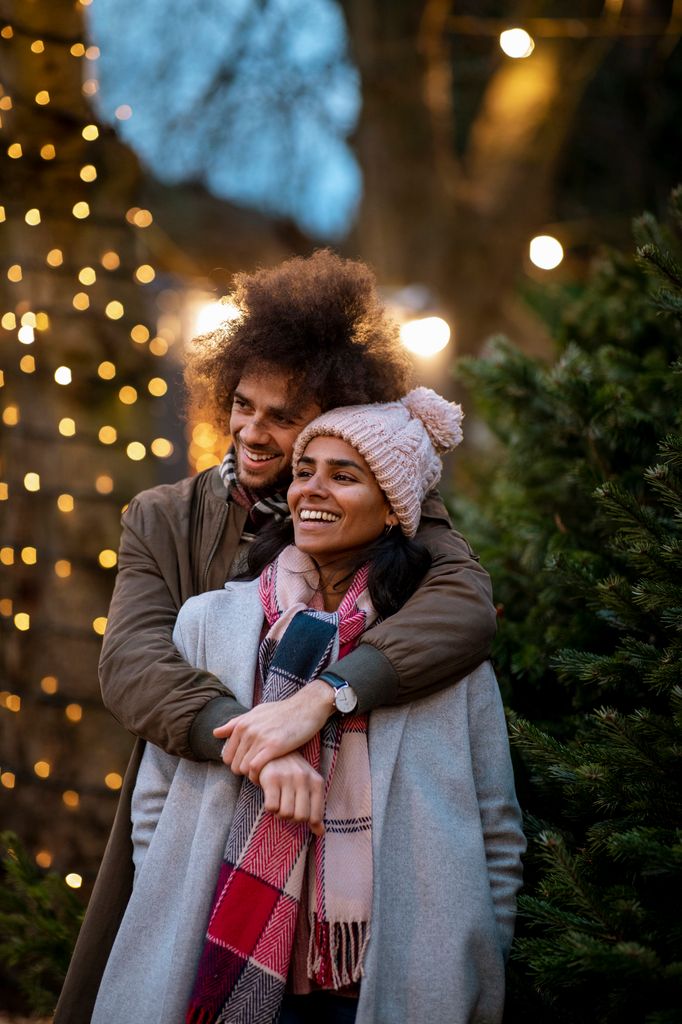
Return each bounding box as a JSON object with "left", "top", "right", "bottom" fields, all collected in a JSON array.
[
  {"left": 186, "top": 547, "right": 376, "bottom": 1024},
  {"left": 219, "top": 447, "right": 291, "bottom": 530}
]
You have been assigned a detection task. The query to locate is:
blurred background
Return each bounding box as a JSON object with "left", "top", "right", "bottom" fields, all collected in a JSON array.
[{"left": 1, "top": 0, "right": 681, "bottom": 1016}]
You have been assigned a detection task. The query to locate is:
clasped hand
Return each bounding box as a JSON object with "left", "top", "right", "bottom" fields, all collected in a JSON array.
[{"left": 213, "top": 679, "right": 335, "bottom": 836}]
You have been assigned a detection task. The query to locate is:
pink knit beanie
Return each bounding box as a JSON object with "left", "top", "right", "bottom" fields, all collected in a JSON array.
[{"left": 292, "top": 387, "right": 464, "bottom": 537}]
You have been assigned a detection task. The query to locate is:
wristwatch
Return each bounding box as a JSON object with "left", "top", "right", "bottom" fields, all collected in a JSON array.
[{"left": 318, "top": 670, "right": 359, "bottom": 714}]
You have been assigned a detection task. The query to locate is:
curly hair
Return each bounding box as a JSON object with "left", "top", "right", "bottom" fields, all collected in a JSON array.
[{"left": 184, "top": 249, "right": 413, "bottom": 432}]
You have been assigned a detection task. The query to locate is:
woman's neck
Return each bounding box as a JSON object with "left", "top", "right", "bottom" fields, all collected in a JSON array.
[{"left": 317, "top": 562, "right": 354, "bottom": 612}]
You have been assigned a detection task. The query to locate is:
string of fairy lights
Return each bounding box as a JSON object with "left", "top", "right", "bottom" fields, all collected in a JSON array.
[{"left": 0, "top": 2, "right": 190, "bottom": 888}]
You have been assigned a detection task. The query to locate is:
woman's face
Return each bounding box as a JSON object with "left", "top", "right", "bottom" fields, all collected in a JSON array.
[{"left": 288, "top": 436, "right": 398, "bottom": 564}]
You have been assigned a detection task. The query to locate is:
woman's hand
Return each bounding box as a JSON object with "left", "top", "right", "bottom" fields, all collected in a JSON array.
[
  {"left": 258, "top": 752, "right": 325, "bottom": 836},
  {"left": 214, "top": 680, "right": 336, "bottom": 779}
]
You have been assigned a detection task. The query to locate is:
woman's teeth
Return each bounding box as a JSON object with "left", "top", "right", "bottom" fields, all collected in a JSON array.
[{"left": 299, "top": 509, "right": 341, "bottom": 522}]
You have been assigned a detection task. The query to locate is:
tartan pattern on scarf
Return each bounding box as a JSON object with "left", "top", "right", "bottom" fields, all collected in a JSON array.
[
  {"left": 218, "top": 447, "right": 291, "bottom": 529},
  {"left": 186, "top": 547, "right": 376, "bottom": 1024}
]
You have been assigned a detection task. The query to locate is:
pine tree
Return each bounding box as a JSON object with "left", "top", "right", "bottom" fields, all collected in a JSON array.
[{"left": 455, "top": 189, "right": 682, "bottom": 1022}]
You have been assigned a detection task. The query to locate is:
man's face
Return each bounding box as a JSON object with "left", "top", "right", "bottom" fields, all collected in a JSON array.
[{"left": 229, "top": 368, "right": 322, "bottom": 492}]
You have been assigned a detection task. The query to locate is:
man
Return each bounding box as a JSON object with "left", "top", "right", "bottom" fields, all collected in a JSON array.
[{"left": 55, "top": 250, "right": 496, "bottom": 1023}]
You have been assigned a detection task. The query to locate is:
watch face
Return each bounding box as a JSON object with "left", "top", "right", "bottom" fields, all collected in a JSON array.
[{"left": 335, "top": 685, "right": 358, "bottom": 714}]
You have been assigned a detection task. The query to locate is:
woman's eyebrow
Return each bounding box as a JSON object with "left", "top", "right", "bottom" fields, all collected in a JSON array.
[{"left": 298, "top": 455, "right": 366, "bottom": 473}]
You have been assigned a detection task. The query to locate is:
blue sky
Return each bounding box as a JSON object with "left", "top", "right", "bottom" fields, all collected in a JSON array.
[{"left": 87, "top": 0, "right": 361, "bottom": 239}]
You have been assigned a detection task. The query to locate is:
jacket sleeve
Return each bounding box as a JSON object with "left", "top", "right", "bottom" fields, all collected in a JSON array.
[
  {"left": 332, "top": 495, "right": 498, "bottom": 713},
  {"left": 99, "top": 496, "right": 248, "bottom": 762}
]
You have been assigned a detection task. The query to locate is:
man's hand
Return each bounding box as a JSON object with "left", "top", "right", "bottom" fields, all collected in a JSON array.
[
  {"left": 214, "top": 679, "right": 336, "bottom": 779},
  {"left": 259, "top": 752, "right": 325, "bottom": 837}
]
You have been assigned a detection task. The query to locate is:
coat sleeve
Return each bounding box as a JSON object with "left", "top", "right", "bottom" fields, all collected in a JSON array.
[
  {"left": 129, "top": 613, "right": 205, "bottom": 876},
  {"left": 467, "top": 664, "right": 526, "bottom": 959},
  {"left": 333, "top": 495, "right": 498, "bottom": 713},
  {"left": 99, "top": 495, "right": 248, "bottom": 762}
]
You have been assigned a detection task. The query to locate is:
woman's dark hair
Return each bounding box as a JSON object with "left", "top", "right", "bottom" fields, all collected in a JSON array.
[
  {"left": 184, "top": 249, "right": 413, "bottom": 431},
  {"left": 242, "top": 520, "right": 432, "bottom": 620}
]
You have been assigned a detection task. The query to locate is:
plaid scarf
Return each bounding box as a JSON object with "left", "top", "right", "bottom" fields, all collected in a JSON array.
[
  {"left": 186, "top": 547, "right": 376, "bottom": 1024},
  {"left": 219, "top": 447, "right": 290, "bottom": 531}
]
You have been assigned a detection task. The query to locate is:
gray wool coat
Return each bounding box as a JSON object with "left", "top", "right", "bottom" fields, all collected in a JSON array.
[{"left": 92, "top": 580, "right": 525, "bottom": 1024}]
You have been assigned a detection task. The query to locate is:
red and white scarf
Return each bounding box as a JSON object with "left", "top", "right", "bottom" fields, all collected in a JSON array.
[{"left": 186, "top": 547, "right": 376, "bottom": 1024}]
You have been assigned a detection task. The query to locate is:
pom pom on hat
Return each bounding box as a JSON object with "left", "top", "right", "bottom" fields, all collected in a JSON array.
[
  {"left": 401, "top": 387, "right": 464, "bottom": 453},
  {"left": 293, "top": 387, "right": 464, "bottom": 537}
]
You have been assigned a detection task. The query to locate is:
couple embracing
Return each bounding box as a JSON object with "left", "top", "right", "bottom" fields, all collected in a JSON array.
[{"left": 56, "top": 250, "right": 525, "bottom": 1024}]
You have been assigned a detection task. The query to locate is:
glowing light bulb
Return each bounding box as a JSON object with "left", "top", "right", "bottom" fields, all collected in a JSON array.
[
  {"left": 529, "top": 235, "right": 564, "bottom": 270},
  {"left": 499, "top": 28, "right": 535, "bottom": 59},
  {"left": 400, "top": 317, "right": 451, "bottom": 357}
]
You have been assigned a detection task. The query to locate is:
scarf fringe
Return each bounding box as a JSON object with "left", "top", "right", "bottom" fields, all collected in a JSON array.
[{"left": 307, "top": 916, "right": 371, "bottom": 989}]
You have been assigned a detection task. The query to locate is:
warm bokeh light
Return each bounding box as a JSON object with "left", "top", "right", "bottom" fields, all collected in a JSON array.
[
  {"left": 8, "top": 143, "right": 22, "bottom": 159},
  {"left": 82, "top": 124, "right": 99, "bottom": 140},
  {"left": 73, "top": 292, "right": 90, "bottom": 311},
  {"left": 58, "top": 417, "right": 76, "bottom": 436},
  {"left": 7, "top": 264, "right": 22, "bottom": 282},
  {"left": 149, "top": 337, "right": 168, "bottom": 356},
  {"left": 98, "top": 549, "right": 118, "bottom": 568},
  {"left": 126, "top": 441, "right": 146, "bottom": 460},
  {"left": 135, "top": 264, "right": 155, "bottom": 284},
  {"left": 35, "top": 90, "right": 50, "bottom": 105},
  {"left": 34, "top": 761, "right": 50, "bottom": 778},
  {"left": 19, "top": 355, "right": 35, "bottom": 373},
  {"left": 65, "top": 703, "right": 83, "bottom": 723},
  {"left": 499, "top": 28, "right": 535, "bottom": 59},
  {"left": 1, "top": 772, "right": 16, "bottom": 789},
  {"left": 92, "top": 616, "right": 107, "bottom": 635},
  {"left": 18, "top": 325, "right": 34, "bottom": 344},
  {"left": 2, "top": 312, "right": 16, "bottom": 329},
  {"left": 3, "top": 405, "right": 20, "bottom": 426},
  {"left": 54, "top": 559, "right": 72, "bottom": 578},
  {"left": 35, "top": 850, "right": 53, "bottom": 868},
  {"left": 101, "top": 250, "right": 120, "bottom": 270},
  {"left": 95, "top": 474, "right": 114, "bottom": 494},
  {"left": 65, "top": 873, "right": 83, "bottom": 889},
  {"left": 40, "top": 143, "right": 56, "bottom": 160},
  {"left": 25, "top": 208, "right": 41, "bottom": 225},
  {"left": 148, "top": 377, "right": 167, "bottom": 397},
  {"left": 24, "top": 472, "right": 40, "bottom": 491},
  {"left": 400, "top": 316, "right": 451, "bottom": 357},
  {"left": 57, "top": 493, "right": 74, "bottom": 512},
  {"left": 106, "top": 300, "right": 124, "bottom": 320},
  {"left": 41, "top": 676, "right": 59, "bottom": 694},
  {"left": 21, "top": 547, "right": 37, "bottom": 564},
  {"left": 72, "top": 201, "right": 90, "bottom": 219},
  {"left": 98, "top": 425, "right": 117, "bottom": 444},
  {"left": 31, "top": 39, "right": 45, "bottom": 53},
  {"left": 47, "top": 248, "right": 63, "bottom": 266},
  {"left": 105, "top": 772, "right": 123, "bottom": 790},
  {"left": 78, "top": 266, "right": 96, "bottom": 285},
  {"left": 151, "top": 437, "right": 174, "bottom": 458},
  {"left": 79, "top": 163, "right": 98, "bottom": 182},
  {"left": 62, "top": 790, "right": 80, "bottom": 808},
  {"left": 55, "top": 366, "right": 72, "bottom": 385},
  {"left": 118, "top": 385, "right": 137, "bottom": 404},
  {"left": 98, "top": 360, "right": 116, "bottom": 379},
  {"left": 130, "top": 324, "right": 150, "bottom": 344},
  {"left": 529, "top": 234, "right": 564, "bottom": 270}
]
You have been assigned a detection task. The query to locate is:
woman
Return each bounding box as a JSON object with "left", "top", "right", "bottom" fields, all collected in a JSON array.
[{"left": 91, "top": 388, "right": 525, "bottom": 1024}]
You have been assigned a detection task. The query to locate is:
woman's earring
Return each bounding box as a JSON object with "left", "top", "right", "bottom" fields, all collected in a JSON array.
[{"left": 384, "top": 523, "right": 394, "bottom": 535}]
